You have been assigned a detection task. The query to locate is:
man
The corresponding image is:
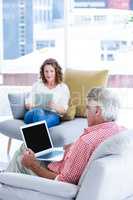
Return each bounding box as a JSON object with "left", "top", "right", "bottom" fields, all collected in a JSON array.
[{"left": 6, "top": 87, "right": 125, "bottom": 185}]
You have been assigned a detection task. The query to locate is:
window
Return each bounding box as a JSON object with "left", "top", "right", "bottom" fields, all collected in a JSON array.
[
  {"left": 73, "top": 0, "right": 107, "bottom": 8},
  {"left": 66, "top": 3, "right": 133, "bottom": 73},
  {"left": 0, "top": 0, "right": 133, "bottom": 88},
  {"left": 36, "top": 40, "right": 55, "bottom": 49}
]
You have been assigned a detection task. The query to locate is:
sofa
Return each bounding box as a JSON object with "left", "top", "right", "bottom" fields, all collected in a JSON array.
[
  {"left": 0, "top": 69, "right": 108, "bottom": 150},
  {"left": 0, "top": 129, "right": 133, "bottom": 200}
]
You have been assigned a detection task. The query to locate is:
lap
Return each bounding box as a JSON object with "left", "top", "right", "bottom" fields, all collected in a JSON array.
[
  {"left": 6, "top": 143, "right": 49, "bottom": 174},
  {"left": 24, "top": 108, "right": 60, "bottom": 127}
]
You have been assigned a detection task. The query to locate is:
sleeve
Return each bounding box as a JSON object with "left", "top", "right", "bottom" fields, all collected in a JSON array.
[
  {"left": 25, "top": 81, "right": 39, "bottom": 105},
  {"left": 56, "top": 138, "right": 93, "bottom": 184},
  {"left": 58, "top": 83, "right": 70, "bottom": 111}
]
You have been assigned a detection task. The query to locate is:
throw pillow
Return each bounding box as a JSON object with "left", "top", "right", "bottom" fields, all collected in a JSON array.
[
  {"left": 64, "top": 69, "right": 108, "bottom": 118},
  {"left": 76, "top": 105, "right": 86, "bottom": 118},
  {"left": 62, "top": 105, "right": 76, "bottom": 121}
]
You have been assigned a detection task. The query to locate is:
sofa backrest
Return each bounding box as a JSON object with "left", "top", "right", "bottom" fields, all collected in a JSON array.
[
  {"left": 64, "top": 69, "right": 108, "bottom": 119},
  {"left": 79, "top": 129, "right": 133, "bottom": 185},
  {"left": 8, "top": 93, "right": 29, "bottom": 119},
  {"left": 8, "top": 69, "right": 108, "bottom": 121}
]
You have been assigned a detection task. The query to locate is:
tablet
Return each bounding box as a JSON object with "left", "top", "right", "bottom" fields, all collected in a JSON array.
[{"left": 35, "top": 93, "right": 53, "bottom": 109}]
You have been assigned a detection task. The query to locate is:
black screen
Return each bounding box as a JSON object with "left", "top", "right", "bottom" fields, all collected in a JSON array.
[{"left": 22, "top": 123, "right": 52, "bottom": 153}]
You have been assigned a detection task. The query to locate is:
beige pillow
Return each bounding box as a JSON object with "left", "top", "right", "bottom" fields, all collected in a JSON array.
[
  {"left": 76, "top": 105, "right": 86, "bottom": 118},
  {"left": 64, "top": 69, "right": 108, "bottom": 118},
  {"left": 62, "top": 105, "right": 76, "bottom": 121}
]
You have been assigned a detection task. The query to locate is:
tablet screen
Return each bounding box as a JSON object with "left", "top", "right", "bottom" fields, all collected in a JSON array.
[
  {"left": 21, "top": 122, "right": 52, "bottom": 153},
  {"left": 35, "top": 93, "right": 53, "bottom": 109}
]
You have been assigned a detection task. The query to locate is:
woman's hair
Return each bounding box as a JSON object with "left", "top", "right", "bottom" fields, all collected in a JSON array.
[
  {"left": 87, "top": 87, "right": 120, "bottom": 121},
  {"left": 40, "top": 58, "right": 63, "bottom": 84}
]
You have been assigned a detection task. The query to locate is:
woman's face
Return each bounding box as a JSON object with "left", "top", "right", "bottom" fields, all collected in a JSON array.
[{"left": 43, "top": 64, "right": 56, "bottom": 84}]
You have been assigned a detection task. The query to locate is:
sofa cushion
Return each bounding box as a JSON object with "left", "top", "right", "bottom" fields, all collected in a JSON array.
[
  {"left": 8, "top": 93, "right": 28, "bottom": 119},
  {"left": 50, "top": 118, "right": 87, "bottom": 146},
  {"left": 0, "top": 118, "right": 87, "bottom": 145},
  {"left": 64, "top": 69, "right": 108, "bottom": 118}
]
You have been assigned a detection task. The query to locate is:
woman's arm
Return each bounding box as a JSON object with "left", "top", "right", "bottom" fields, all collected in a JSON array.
[
  {"left": 48, "top": 83, "right": 70, "bottom": 115},
  {"left": 25, "top": 81, "right": 39, "bottom": 110}
]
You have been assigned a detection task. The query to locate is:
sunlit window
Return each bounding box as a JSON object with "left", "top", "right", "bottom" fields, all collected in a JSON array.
[{"left": 0, "top": 0, "right": 133, "bottom": 88}]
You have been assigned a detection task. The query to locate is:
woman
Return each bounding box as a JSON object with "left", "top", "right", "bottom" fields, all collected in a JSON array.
[{"left": 24, "top": 58, "right": 70, "bottom": 128}]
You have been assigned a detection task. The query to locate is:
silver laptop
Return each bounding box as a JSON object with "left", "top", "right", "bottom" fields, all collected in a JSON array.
[{"left": 20, "top": 120, "right": 64, "bottom": 161}]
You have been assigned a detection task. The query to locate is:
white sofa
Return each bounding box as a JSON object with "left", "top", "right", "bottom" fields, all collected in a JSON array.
[{"left": 0, "top": 129, "right": 133, "bottom": 200}]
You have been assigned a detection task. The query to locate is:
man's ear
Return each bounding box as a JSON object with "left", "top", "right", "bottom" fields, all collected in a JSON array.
[{"left": 95, "top": 106, "right": 101, "bottom": 116}]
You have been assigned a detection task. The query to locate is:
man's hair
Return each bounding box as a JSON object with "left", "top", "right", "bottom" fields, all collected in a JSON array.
[{"left": 87, "top": 87, "right": 120, "bottom": 121}]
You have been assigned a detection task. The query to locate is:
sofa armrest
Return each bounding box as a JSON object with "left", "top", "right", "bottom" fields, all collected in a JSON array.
[
  {"left": 77, "top": 154, "right": 133, "bottom": 200},
  {"left": 8, "top": 93, "right": 28, "bottom": 119},
  {"left": 0, "top": 172, "right": 78, "bottom": 198}
]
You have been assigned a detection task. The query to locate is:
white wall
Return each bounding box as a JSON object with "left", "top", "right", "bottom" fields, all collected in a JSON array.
[{"left": 0, "top": 0, "right": 3, "bottom": 62}]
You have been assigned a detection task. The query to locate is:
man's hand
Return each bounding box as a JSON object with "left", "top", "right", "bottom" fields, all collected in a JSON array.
[
  {"left": 64, "top": 143, "right": 72, "bottom": 151},
  {"left": 21, "top": 148, "right": 57, "bottom": 179},
  {"left": 21, "top": 149, "right": 37, "bottom": 169}
]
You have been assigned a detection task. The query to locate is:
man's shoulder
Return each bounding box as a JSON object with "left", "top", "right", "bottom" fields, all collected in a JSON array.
[{"left": 82, "top": 122, "right": 124, "bottom": 144}]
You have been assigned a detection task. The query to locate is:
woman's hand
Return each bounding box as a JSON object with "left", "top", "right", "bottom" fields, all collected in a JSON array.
[
  {"left": 21, "top": 148, "right": 37, "bottom": 169},
  {"left": 47, "top": 101, "right": 66, "bottom": 115},
  {"left": 47, "top": 101, "right": 56, "bottom": 110}
]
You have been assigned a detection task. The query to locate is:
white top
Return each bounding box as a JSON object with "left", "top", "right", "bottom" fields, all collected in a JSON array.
[{"left": 25, "top": 80, "right": 70, "bottom": 113}]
